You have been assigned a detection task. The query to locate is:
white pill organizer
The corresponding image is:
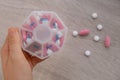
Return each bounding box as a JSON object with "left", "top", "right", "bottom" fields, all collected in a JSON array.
[{"left": 19, "top": 11, "right": 68, "bottom": 59}]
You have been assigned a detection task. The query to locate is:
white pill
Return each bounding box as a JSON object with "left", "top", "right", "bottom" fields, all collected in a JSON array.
[
  {"left": 92, "top": 13, "right": 98, "bottom": 19},
  {"left": 26, "top": 38, "right": 33, "bottom": 44},
  {"left": 85, "top": 50, "right": 91, "bottom": 57},
  {"left": 72, "top": 31, "right": 78, "bottom": 37},
  {"left": 56, "top": 40, "right": 60, "bottom": 46},
  {"left": 54, "top": 22, "right": 58, "bottom": 27},
  {"left": 93, "top": 35, "right": 100, "bottom": 42},
  {"left": 97, "top": 24, "right": 103, "bottom": 31},
  {"left": 47, "top": 49, "right": 53, "bottom": 55},
  {"left": 57, "top": 31, "right": 63, "bottom": 38}
]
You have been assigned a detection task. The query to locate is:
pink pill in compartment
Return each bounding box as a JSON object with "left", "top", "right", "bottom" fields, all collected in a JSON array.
[
  {"left": 21, "top": 30, "right": 27, "bottom": 41},
  {"left": 42, "top": 14, "right": 51, "bottom": 20},
  {"left": 39, "top": 14, "right": 51, "bottom": 24},
  {"left": 51, "top": 44, "right": 59, "bottom": 52},
  {"left": 23, "top": 16, "right": 37, "bottom": 30},
  {"left": 50, "top": 18, "right": 64, "bottom": 30},
  {"left": 79, "top": 29, "right": 90, "bottom": 36},
  {"left": 52, "top": 35, "right": 56, "bottom": 42},
  {"left": 56, "top": 20, "right": 64, "bottom": 30},
  {"left": 22, "top": 23, "right": 30, "bottom": 30},
  {"left": 29, "top": 16, "right": 37, "bottom": 29},
  {"left": 59, "top": 36, "right": 64, "bottom": 47},
  {"left": 104, "top": 36, "right": 111, "bottom": 48},
  {"left": 26, "top": 32, "right": 33, "bottom": 38}
]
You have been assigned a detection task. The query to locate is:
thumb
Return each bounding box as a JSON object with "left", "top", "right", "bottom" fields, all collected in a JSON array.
[{"left": 8, "top": 27, "right": 23, "bottom": 57}]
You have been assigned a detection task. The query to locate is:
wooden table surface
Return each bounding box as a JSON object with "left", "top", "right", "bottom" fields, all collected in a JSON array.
[{"left": 0, "top": 0, "right": 120, "bottom": 80}]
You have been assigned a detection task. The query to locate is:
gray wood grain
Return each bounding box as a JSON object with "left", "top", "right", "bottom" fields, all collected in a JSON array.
[{"left": 0, "top": 0, "right": 120, "bottom": 80}]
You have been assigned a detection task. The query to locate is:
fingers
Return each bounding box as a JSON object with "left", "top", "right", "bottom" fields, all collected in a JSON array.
[
  {"left": 8, "top": 27, "right": 24, "bottom": 58},
  {"left": 1, "top": 35, "right": 9, "bottom": 67}
]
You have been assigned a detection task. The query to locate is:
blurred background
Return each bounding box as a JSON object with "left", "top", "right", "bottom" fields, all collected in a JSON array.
[{"left": 0, "top": 0, "right": 120, "bottom": 80}]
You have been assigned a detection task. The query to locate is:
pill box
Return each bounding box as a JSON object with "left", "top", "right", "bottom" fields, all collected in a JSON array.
[{"left": 19, "top": 11, "right": 68, "bottom": 59}]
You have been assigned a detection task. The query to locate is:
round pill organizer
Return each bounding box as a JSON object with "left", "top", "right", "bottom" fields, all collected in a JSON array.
[{"left": 19, "top": 11, "right": 68, "bottom": 59}]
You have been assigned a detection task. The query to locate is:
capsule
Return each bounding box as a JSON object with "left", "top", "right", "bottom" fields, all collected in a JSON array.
[
  {"left": 30, "top": 16, "right": 37, "bottom": 29},
  {"left": 51, "top": 44, "right": 59, "bottom": 52},
  {"left": 104, "top": 36, "right": 111, "bottom": 48},
  {"left": 21, "top": 30, "right": 27, "bottom": 41},
  {"left": 79, "top": 29, "right": 90, "bottom": 36},
  {"left": 59, "top": 37, "right": 64, "bottom": 47}
]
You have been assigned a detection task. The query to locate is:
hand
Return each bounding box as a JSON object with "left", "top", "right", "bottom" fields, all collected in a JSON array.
[{"left": 1, "top": 27, "right": 43, "bottom": 80}]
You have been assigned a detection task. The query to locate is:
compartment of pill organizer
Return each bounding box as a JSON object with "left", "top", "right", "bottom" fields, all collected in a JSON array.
[
  {"left": 27, "top": 41, "right": 59, "bottom": 59},
  {"left": 52, "top": 30, "right": 66, "bottom": 47},
  {"left": 22, "top": 15, "right": 38, "bottom": 31},
  {"left": 20, "top": 28, "right": 34, "bottom": 48},
  {"left": 42, "top": 41, "right": 59, "bottom": 58},
  {"left": 50, "top": 14, "right": 64, "bottom": 30},
  {"left": 32, "top": 11, "right": 54, "bottom": 24},
  {"left": 32, "top": 44, "right": 43, "bottom": 58}
]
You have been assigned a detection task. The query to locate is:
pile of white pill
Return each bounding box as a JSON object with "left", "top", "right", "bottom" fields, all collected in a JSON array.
[{"left": 72, "top": 12, "right": 111, "bottom": 57}]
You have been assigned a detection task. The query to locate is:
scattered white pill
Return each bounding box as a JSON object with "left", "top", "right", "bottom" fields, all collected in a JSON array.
[
  {"left": 56, "top": 40, "right": 60, "bottom": 46},
  {"left": 92, "top": 13, "right": 98, "bottom": 19},
  {"left": 72, "top": 31, "right": 78, "bottom": 37},
  {"left": 47, "top": 49, "right": 53, "bottom": 55},
  {"left": 93, "top": 35, "right": 100, "bottom": 42},
  {"left": 84, "top": 50, "right": 91, "bottom": 57},
  {"left": 57, "top": 31, "right": 63, "bottom": 38},
  {"left": 97, "top": 24, "right": 103, "bottom": 31}
]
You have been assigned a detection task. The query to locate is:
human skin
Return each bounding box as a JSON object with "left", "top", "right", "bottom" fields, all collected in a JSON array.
[{"left": 1, "top": 27, "right": 43, "bottom": 80}]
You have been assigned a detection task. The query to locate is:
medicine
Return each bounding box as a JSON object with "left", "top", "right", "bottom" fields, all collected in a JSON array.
[
  {"left": 79, "top": 29, "right": 90, "bottom": 36},
  {"left": 21, "top": 30, "right": 27, "bottom": 41},
  {"left": 53, "top": 22, "right": 58, "bottom": 28},
  {"left": 56, "top": 40, "right": 60, "bottom": 46},
  {"left": 72, "top": 31, "right": 78, "bottom": 37},
  {"left": 92, "top": 13, "right": 98, "bottom": 19},
  {"left": 97, "top": 24, "right": 103, "bottom": 31},
  {"left": 93, "top": 35, "right": 100, "bottom": 42},
  {"left": 84, "top": 50, "right": 91, "bottom": 57},
  {"left": 57, "top": 31, "right": 63, "bottom": 38},
  {"left": 47, "top": 49, "right": 53, "bottom": 55},
  {"left": 104, "top": 36, "right": 111, "bottom": 48},
  {"left": 20, "top": 11, "right": 68, "bottom": 59},
  {"left": 26, "top": 38, "right": 33, "bottom": 44}
]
